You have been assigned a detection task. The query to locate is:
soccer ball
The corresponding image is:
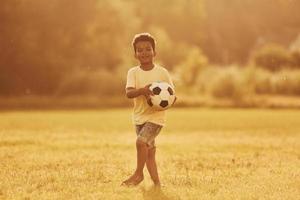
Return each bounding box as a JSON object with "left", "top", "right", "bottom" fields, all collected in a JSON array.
[{"left": 149, "top": 82, "right": 176, "bottom": 110}]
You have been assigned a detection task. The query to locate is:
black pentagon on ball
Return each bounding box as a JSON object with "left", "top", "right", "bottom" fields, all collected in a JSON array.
[
  {"left": 160, "top": 100, "right": 169, "bottom": 108},
  {"left": 167, "top": 87, "right": 174, "bottom": 95},
  {"left": 152, "top": 87, "right": 161, "bottom": 95}
]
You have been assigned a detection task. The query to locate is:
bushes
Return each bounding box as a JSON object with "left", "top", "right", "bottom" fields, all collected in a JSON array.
[
  {"left": 176, "top": 65, "right": 300, "bottom": 99},
  {"left": 253, "top": 44, "right": 291, "bottom": 71},
  {"left": 175, "top": 47, "right": 208, "bottom": 86},
  {"left": 204, "top": 67, "right": 245, "bottom": 99},
  {"left": 252, "top": 44, "right": 300, "bottom": 71},
  {"left": 175, "top": 43, "right": 300, "bottom": 99},
  {"left": 237, "top": 67, "right": 273, "bottom": 95},
  {"left": 290, "top": 51, "right": 300, "bottom": 68},
  {"left": 273, "top": 70, "right": 300, "bottom": 95},
  {"left": 56, "top": 68, "right": 124, "bottom": 96}
]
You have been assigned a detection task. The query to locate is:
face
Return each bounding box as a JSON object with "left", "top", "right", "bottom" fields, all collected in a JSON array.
[{"left": 134, "top": 41, "right": 156, "bottom": 64}]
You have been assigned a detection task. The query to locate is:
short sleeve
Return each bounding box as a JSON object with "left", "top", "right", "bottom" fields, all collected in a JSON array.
[
  {"left": 164, "top": 68, "right": 175, "bottom": 89},
  {"left": 126, "top": 69, "right": 135, "bottom": 89}
]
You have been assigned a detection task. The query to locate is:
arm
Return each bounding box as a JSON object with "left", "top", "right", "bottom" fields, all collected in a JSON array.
[
  {"left": 126, "top": 85, "right": 154, "bottom": 106},
  {"left": 126, "top": 84, "right": 153, "bottom": 99},
  {"left": 125, "top": 87, "right": 143, "bottom": 99}
]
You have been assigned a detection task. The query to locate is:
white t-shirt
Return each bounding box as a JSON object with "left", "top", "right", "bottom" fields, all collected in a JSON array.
[{"left": 126, "top": 64, "right": 174, "bottom": 126}]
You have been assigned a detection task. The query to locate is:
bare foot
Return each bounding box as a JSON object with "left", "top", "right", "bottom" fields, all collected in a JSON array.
[
  {"left": 121, "top": 174, "right": 144, "bottom": 186},
  {"left": 153, "top": 181, "right": 161, "bottom": 187}
]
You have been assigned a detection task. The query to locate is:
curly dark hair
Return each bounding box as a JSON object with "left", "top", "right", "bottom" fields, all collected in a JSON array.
[{"left": 132, "top": 33, "right": 156, "bottom": 53}]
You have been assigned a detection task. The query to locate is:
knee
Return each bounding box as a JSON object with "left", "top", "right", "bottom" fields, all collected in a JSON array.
[{"left": 136, "top": 138, "right": 148, "bottom": 148}]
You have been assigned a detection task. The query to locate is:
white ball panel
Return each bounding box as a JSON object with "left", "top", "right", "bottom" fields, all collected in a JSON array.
[{"left": 149, "top": 82, "right": 176, "bottom": 110}]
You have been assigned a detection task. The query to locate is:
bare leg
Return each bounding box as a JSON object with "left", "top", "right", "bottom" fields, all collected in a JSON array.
[
  {"left": 135, "top": 139, "right": 148, "bottom": 176},
  {"left": 122, "top": 139, "right": 148, "bottom": 186},
  {"left": 146, "top": 147, "right": 160, "bottom": 185}
]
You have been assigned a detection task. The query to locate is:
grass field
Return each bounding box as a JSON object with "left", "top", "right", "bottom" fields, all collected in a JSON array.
[{"left": 0, "top": 108, "right": 299, "bottom": 200}]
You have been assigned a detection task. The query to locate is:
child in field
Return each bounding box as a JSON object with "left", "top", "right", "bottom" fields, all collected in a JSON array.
[{"left": 122, "top": 33, "right": 175, "bottom": 186}]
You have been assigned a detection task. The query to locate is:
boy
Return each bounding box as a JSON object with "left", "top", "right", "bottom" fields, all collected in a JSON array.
[{"left": 122, "top": 33, "right": 175, "bottom": 187}]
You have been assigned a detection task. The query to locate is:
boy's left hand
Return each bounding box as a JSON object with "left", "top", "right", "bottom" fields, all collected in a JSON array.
[
  {"left": 146, "top": 95, "right": 153, "bottom": 106},
  {"left": 172, "top": 96, "right": 177, "bottom": 106}
]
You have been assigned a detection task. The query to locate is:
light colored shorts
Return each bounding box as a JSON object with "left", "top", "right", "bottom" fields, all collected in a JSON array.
[{"left": 135, "top": 122, "right": 162, "bottom": 148}]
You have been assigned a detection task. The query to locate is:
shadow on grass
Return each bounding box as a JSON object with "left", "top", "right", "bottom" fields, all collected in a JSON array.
[{"left": 140, "top": 186, "right": 175, "bottom": 200}]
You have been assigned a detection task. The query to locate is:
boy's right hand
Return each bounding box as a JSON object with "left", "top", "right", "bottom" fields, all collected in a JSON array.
[
  {"left": 138, "top": 84, "right": 153, "bottom": 97},
  {"left": 139, "top": 84, "right": 154, "bottom": 106}
]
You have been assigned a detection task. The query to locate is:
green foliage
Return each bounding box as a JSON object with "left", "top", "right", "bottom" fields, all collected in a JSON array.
[
  {"left": 253, "top": 44, "right": 291, "bottom": 71},
  {"left": 236, "top": 67, "right": 273, "bottom": 95},
  {"left": 290, "top": 51, "right": 300, "bottom": 68},
  {"left": 204, "top": 67, "right": 246, "bottom": 100},
  {"left": 273, "top": 70, "right": 300, "bottom": 95},
  {"left": 150, "top": 26, "right": 188, "bottom": 70},
  {"left": 56, "top": 69, "right": 124, "bottom": 96},
  {"left": 175, "top": 47, "right": 208, "bottom": 86},
  {"left": 1, "top": 0, "right": 300, "bottom": 97},
  {"left": 192, "top": 66, "right": 300, "bottom": 99},
  {"left": 0, "top": 0, "right": 134, "bottom": 95}
]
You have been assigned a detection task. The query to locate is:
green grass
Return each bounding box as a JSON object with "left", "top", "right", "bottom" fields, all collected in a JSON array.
[{"left": 0, "top": 108, "right": 299, "bottom": 199}]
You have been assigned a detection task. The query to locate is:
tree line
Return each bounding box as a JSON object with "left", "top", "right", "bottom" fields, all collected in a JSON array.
[{"left": 1, "top": 0, "right": 300, "bottom": 96}]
